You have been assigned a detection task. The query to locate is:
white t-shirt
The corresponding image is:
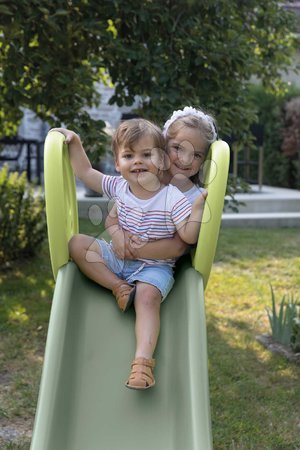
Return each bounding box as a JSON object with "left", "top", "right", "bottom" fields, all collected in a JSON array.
[
  {"left": 184, "top": 185, "right": 205, "bottom": 204},
  {"left": 102, "top": 175, "right": 192, "bottom": 266}
]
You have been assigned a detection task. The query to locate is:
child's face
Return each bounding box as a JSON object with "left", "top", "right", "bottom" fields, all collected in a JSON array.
[
  {"left": 167, "top": 127, "right": 207, "bottom": 179},
  {"left": 115, "top": 134, "right": 164, "bottom": 190}
]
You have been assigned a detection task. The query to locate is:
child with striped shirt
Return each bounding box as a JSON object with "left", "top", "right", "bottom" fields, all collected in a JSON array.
[{"left": 50, "top": 118, "right": 206, "bottom": 390}]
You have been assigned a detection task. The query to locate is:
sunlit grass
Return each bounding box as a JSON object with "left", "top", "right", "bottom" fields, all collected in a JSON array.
[{"left": 7, "top": 306, "right": 29, "bottom": 324}]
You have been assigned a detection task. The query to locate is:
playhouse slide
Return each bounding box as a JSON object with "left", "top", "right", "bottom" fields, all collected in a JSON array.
[{"left": 30, "top": 132, "right": 229, "bottom": 450}]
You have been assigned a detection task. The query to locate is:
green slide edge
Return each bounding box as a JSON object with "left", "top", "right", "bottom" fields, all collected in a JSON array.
[
  {"left": 192, "top": 140, "right": 230, "bottom": 289},
  {"left": 44, "top": 131, "right": 79, "bottom": 280}
]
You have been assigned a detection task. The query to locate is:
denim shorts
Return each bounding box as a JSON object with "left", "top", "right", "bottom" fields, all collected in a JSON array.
[{"left": 96, "top": 239, "right": 174, "bottom": 301}]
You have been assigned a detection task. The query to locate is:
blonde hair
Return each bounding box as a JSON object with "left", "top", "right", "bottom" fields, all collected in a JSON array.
[{"left": 112, "top": 118, "right": 165, "bottom": 158}]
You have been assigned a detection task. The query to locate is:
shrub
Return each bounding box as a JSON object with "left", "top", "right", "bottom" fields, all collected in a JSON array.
[
  {"left": 0, "top": 164, "right": 46, "bottom": 266},
  {"left": 281, "top": 97, "right": 300, "bottom": 189},
  {"left": 291, "top": 318, "right": 300, "bottom": 353},
  {"left": 266, "top": 285, "right": 300, "bottom": 351},
  {"left": 248, "top": 84, "right": 300, "bottom": 189},
  {"left": 281, "top": 97, "right": 300, "bottom": 157}
]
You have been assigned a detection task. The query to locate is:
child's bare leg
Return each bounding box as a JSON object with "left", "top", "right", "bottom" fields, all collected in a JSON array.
[
  {"left": 126, "top": 282, "right": 161, "bottom": 389},
  {"left": 134, "top": 282, "right": 161, "bottom": 359},
  {"left": 68, "top": 234, "right": 134, "bottom": 311}
]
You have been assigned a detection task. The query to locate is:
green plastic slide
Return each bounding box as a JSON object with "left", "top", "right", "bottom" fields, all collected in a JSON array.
[{"left": 30, "top": 132, "right": 229, "bottom": 450}]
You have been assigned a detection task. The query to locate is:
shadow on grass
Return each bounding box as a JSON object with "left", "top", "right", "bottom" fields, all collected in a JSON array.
[{"left": 215, "top": 227, "right": 300, "bottom": 263}]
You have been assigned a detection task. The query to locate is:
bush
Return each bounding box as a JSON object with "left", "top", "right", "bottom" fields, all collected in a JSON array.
[
  {"left": 0, "top": 164, "right": 46, "bottom": 266},
  {"left": 248, "top": 84, "right": 300, "bottom": 189},
  {"left": 281, "top": 96, "right": 300, "bottom": 189},
  {"left": 291, "top": 318, "right": 300, "bottom": 353}
]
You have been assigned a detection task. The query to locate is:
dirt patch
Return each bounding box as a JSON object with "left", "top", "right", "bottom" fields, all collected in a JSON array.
[
  {"left": 0, "top": 417, "right": 32, "bottom": 446},
  {"left": 0, "top": 370, "right": 12, "bottom": 385},
  {"left": 256, "top": 334, "right": 300, "bottom": 364}
]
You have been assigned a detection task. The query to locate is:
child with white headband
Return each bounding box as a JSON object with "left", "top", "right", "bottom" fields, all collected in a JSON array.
[{"left": 109, "top": 106, "right": 217, "bottom": 261}]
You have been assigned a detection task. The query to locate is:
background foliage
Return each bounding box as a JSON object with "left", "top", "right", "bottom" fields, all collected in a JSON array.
[
  {"left": 249, "top": 84, "right": 300, "bottom": 188},
  {"left": 0, "top": 0, "right": 298, "bottom": 150},
  {"left": 0, "top": 165, "right": 46, "bottom": 266}
]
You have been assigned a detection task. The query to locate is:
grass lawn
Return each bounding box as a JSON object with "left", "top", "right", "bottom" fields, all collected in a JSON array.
[
  {"left": 0, "top": 225, "right": 299, "bottom": 449},
  {"left": 206, "top": 227, "right": 300, "bottom": 450}
]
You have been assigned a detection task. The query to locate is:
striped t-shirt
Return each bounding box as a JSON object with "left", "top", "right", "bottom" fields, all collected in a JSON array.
[{"left": 102, "top": 175, "right": 192, "bottom": 266}]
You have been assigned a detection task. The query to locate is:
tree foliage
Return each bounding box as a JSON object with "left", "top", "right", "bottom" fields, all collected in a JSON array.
[{"left": 0, "top": 0, "right": 298, "bottom": 146}]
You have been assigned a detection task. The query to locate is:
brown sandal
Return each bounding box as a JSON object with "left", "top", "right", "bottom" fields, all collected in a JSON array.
[
  {"left": 126, "top": 357, "right": 155, "bottom": 390},
  {"left": 112, "top": 282, "right": 136, "bottom": 312}
]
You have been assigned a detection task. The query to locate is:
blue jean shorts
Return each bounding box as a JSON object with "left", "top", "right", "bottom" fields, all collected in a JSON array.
[{"left": 96, "top": 239, "right": 174, "bottom": 301}]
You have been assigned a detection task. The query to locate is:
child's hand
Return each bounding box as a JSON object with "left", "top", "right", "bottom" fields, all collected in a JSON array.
[
  {"left": 49, "top": 128, "right": 78, "bottom": 144},
  {"left": 111, "top": 228, "right": 138, "bottom": 260},
  {"left": 129, "top": 234, "right": 146, "bottom": 250}
]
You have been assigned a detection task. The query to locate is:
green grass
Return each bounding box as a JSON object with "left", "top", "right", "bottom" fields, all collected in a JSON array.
[
  {"left": 206, "top": 227, "right": 300, "bottom": 450},
  {"left": 0, "top": 243, "right": 54, "bottom": 449},
  {"left": 0, "top": 226, "right": 299, "bottom": 449}
]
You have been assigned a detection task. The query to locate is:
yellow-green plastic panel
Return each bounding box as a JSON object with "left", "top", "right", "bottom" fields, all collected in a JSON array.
[
  {"left": 192, "top": 140, "right": 230, "bottom": 289},
  {"left": 44, "top": 131, "right": 79, "bottom": 279}
]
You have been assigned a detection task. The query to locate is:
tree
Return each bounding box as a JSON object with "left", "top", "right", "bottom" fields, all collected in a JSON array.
[
  {"left": 0, "top": 0, "right": 298, "bottom": 147},
  {"left": 101, "top": 0, "right": 299, "bottom": 139},
  {"left": 0, "top": 0, "right": 110, "bottom": 151}
]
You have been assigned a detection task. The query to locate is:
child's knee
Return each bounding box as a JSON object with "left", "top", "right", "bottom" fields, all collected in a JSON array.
[
  {"left": 68, "top": 234, "right": 95, "bottom": 260},
  {"left": 136, "top": 283, "right": 162, "bottom": 307}
]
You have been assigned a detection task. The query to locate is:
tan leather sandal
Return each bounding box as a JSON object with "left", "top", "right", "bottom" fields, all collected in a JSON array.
[
  {"left": 112, "top": 281, "right": 136, "bottom": 312},
  {"left": 126, "top": 357, "right": 155, "bottom": 390}
]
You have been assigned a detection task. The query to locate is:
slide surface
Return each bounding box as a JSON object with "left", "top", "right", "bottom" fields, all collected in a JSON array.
[
  {"left": 31, "top": 257, "right": 212, "bottom": 450},
  {"left": 31, "top": 132, "right": 229, "bottom": 450}
]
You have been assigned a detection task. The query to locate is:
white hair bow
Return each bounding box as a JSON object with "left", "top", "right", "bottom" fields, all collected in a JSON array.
[{"left": 163, "top": 106, "right": 217, "bottom": 142}]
